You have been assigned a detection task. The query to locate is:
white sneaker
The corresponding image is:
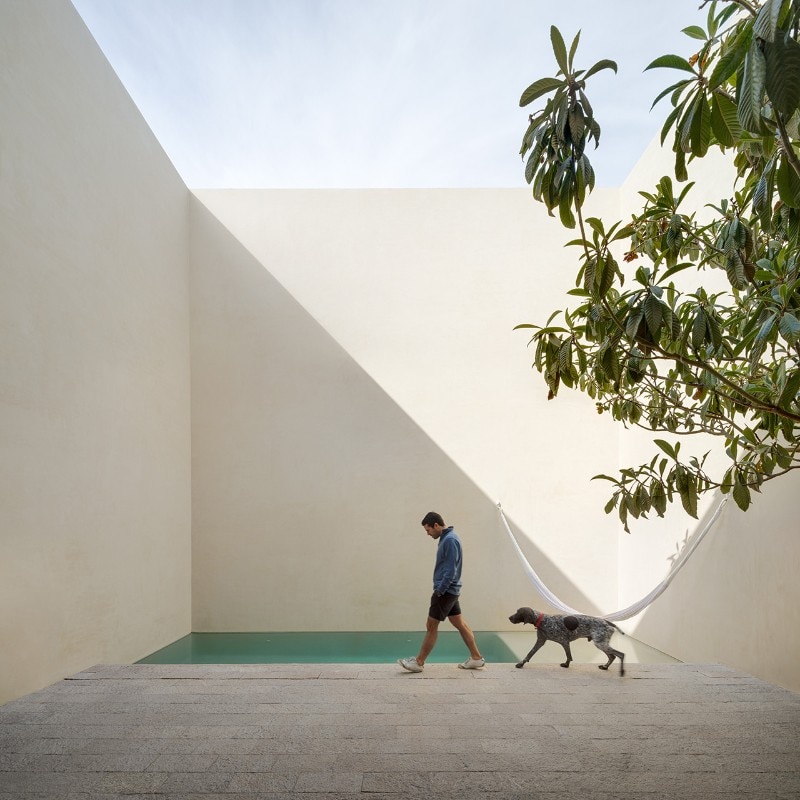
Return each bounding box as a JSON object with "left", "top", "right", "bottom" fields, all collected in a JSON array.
[
  {"left": 398, "top": 657, "right": 423, "bottom": 673},
  {"left": 458, "top": 657, "right": 486, "bottom": 670}
]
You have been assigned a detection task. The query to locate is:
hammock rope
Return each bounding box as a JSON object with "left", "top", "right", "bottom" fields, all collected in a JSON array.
[{"left": 497, "top": 498, "right": 727, "bottom": 621}]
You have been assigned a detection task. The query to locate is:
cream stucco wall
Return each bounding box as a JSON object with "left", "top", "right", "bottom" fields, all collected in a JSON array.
[
  {"left": 0, "top": 1, "right": 192, "bottom": 703},
  {"left": 190, "top": 188, "right": 622, "bottom": 629},
  {"left": 188, "top": 195, "right": 618, "bottom": 632}
]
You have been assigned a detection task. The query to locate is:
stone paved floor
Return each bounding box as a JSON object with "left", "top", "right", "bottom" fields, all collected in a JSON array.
[{"left": 1, "top": 663, "right": 798, "bottom": 799}]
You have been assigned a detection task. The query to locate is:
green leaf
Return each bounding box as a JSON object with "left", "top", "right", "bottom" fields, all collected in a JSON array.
[
  {"left": 692, "top": 308, "right": 708, "bottom": 350},
  {"left": 753, "top": 0, "right": 780, "bottom": 43},
  {"left": 550, "top": 25, "right": 569, "bottom": 75},
  {"left": 710, "top": 92, "right": 742, "bottom": 147},
  {"left": 559, "top": 184, "right": 576, "bottom": 228},
  {"left": 765, "top": 33, "right": 800, "bottom": 119},
  {"left": 541, "top": 166, "right": 556, "bottom": 211},
  {"left": 654, "top": 439, "right": 677, "bottom": 459},
  {"left": 750, "top": 313, "right": 777, "bottom": 371},
  {"left": 676, "top": 180, "right": 695, "bottom": 206},
  {"left": 599, "top": 255, "right": 618, "bottom": 297},
  {"left": 755, "top": 313, "right": 777, "bottom": 347},
  {"left": 568, "top": 30, "right": 581, "bottom": 71},
  {"left": 661, "top": 262, "right": 694, "bottom": 280},
  {"left": 678, "top": 93, "right": 699, "bottom": 153},
  {"left": 645, "top": 54, "right": 696, "bottom": 74},
  {"left": 583, "top": 256, "right": 598, "bottom": 294},
  {"left": 558, "top": 340, "right": 573, "bottom": 375},
  {"left": 651, "top": 481, "right": 667, "bottom": 517},
  {"left": 776, "top": 155, "right": 800, "bottom": 208},
  {"left": 778, "top": 313, "right": 800, "bottom": 344},
  {"left": 707, "top": 312, "right": 723, "bottom": 352},
  {"left": 682, "top": 25, "right": 707, "bottom": 41},
  {"left": 674, "top": 147, "right": 688, "bottom": 182},
  {"left": 689, "top": 92, "right": 711, "bottom": 156},
  {"left": 726, "top": 254, "right": 748, "bottom": 290},
  {"left": 707, "top": 2, "right": 718, "bottom": 38},
  {"left": 778, "top": 368, "right": 800, "bottom": 411},
  {"left": 679, "top": 473, "right": 699, "bottom": 518},
  {"left": 574, "top": 157, "right": 586, "bottom": 205},
  {"left": 661, "top": 104, "right": 683, "bottom": 146},
  {"left": 527, "top": 325, "right": 569, "bottom": 336},
  {"left": 569, "top": 104, "right": 586, "bottom": 148},
  {"left": 524, "top": 149, "right": 539, "bottom": 184},
  {"left": 753, "top": 158, "right": 776, "bottom": 227},
  {"left": 644, "top": 295, "right": 664, "bottom": 339},
  {"left": 519, "top": 77, "right": 563, "bottom": 107},
  {"left": 738, "top": 40, "right": 767, "bottom": 133},
  {"left": 582, "top": 58, "right": 618, "bottom": 80},
  {"left": 582, "top": 155, "right": 595, "bottom": 191},
  {"left": 775, "top": 445, "right": 794, "bottom": 469},
  {"left": 625, "top": 306, "right": 645, "bottom": 341},
  {"left": 618, "top": 497, "right": 630, "bottom": 533},
  {"left": 587, "top": 116, "right": 601, "bottom": 145},
  {"left": 651, "top": 79, "right": 693, "bottom": 111},
  {"left": 732, "top": 478, "right": 751, "bottom": 511},
  {"left": 708, "top": 23, "right": 752, "bottom": 89}
]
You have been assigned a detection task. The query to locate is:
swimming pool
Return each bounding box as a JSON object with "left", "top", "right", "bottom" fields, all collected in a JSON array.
[{"left": 137, "top": 631, "right": 679, "bottom": 665}]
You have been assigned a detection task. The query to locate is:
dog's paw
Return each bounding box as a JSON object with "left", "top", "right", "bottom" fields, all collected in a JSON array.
[
  {"left": 515, "top": 662, "right": 524, "bottom": 669},
  {"left": 560, "top": 662, "right": 570, "bottom": 668},
  {"left": 598, "top": 664, "right": 608, "bottom": 670}
]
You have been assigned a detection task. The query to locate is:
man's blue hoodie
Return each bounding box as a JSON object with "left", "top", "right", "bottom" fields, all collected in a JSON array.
[{"left": 433, "top": 527, "right": 463, "bottom": 596}]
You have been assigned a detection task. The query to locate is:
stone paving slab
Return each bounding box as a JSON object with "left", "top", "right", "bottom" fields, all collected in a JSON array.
[{"left": 1, "top": 663, "right": 798, "bottom": 798}]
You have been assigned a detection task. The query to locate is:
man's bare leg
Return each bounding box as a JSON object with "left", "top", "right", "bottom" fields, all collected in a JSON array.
[
  {"left": 448, "top": 614, "right": 482, "bottom": 660},
  {"left": 415, "top": 616, "right": 440, "bottom": 666}
]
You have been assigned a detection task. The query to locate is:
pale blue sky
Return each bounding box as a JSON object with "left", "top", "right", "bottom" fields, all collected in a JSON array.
[{"left": 72, "top": 0, "right": 707, "bottom": 188}]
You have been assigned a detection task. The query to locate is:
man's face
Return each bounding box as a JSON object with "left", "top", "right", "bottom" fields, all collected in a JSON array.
[{"left": 423, "top": 523, "right": 444, "bottom": 540}]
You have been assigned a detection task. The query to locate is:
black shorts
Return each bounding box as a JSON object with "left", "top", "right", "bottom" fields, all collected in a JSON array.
[{"left": 428, "top": 592, "right": 462, "bottom": 622}]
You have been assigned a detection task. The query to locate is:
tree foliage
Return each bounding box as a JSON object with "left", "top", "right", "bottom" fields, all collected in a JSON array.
[{"left": 517, "top": 1, "right": 800, "bottom": 530}]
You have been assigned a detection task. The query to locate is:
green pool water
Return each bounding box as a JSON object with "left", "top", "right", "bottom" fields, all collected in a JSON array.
[{"left": 137, "top": 631, "right": 679, "bottom": 665}]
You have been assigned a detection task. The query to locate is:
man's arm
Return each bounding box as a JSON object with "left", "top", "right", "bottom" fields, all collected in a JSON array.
[{"left": 433, "top": 538, "right": 458, "bottom": 595}]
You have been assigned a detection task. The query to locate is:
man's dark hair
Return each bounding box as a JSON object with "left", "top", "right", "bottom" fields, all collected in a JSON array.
[{"left": 421, "top": 511, "right": 445, "bottom": 527}]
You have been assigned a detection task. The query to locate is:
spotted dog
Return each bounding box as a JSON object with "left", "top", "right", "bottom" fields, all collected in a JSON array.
[{"left": 509, "top": 606, "right": 625, "bottom": 676}]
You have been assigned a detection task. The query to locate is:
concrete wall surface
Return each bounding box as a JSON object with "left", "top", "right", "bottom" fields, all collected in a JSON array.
[
  {"left": 188, "top": 197, "right": 609, "bottom": 632},
  {"left": 624, "top": 474, "right": 800, "bottom": 693},
  {"left": 191, "top": 188, "right": 622, "bottom": 626},
  {"left": 0, "top": 0, "right": 192, "bottom": 704},
  {"left": 190, "top": 188, "right": 623, "bottom": 629}
]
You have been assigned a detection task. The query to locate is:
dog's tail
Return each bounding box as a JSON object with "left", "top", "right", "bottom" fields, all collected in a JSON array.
[{"left": 607, "top": 620, "right": 626, "bottom": 635}]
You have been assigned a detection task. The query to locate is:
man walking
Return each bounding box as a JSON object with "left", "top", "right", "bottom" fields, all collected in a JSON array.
[{"left": 398, "top": 512, "right": 485, "bottom": 672}]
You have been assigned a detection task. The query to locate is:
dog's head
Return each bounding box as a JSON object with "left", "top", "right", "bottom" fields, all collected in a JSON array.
[{"left": 509, "top": 607, "right": 538, "bottom": 625}]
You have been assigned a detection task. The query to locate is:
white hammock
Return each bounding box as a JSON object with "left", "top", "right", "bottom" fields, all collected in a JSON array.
[{"left": 497, "top": 498, "right": 727, "bottom": 621}]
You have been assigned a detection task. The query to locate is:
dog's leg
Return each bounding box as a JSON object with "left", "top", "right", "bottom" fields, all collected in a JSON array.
[
  {"left": 597, "top": 644, "right": 626, "bottom": 676},
  {"left": 559, "top": 641, "right": 573, "bottom": 669},
  {"left": 612, "top": 648, "right": 625, "bottom": 676},
  {"left": 515, "top": 633, "right": 546, "bottom": 669}
]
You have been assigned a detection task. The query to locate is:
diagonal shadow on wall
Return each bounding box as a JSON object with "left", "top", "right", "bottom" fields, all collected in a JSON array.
[{"left": 189, "top": 196, "right": 599, "bottom": 633}]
